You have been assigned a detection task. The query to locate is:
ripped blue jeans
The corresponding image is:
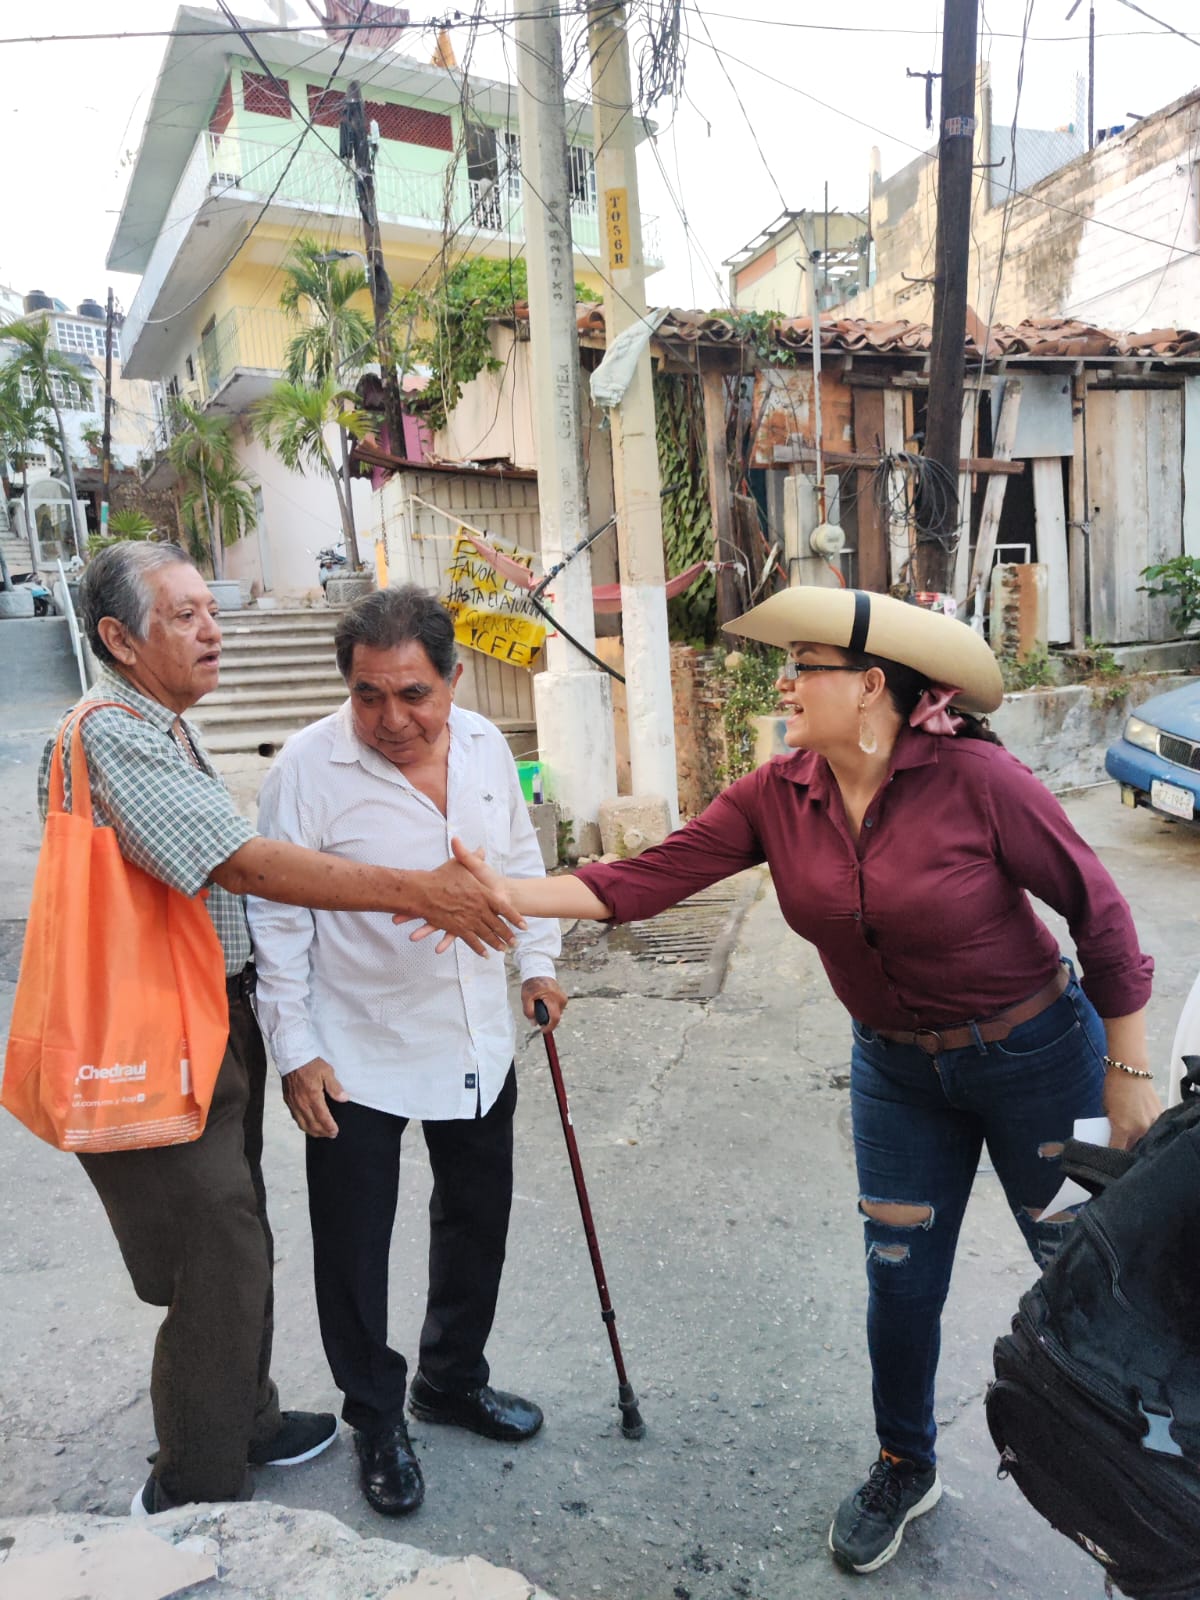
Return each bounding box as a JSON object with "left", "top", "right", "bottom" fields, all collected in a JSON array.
[{"left": 849, "top": 965, "right": 1106, "bottom": 1469}]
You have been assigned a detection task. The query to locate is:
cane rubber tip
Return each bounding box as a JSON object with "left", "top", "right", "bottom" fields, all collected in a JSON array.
[{"left": 620, "top": 1416, "right": 646, "bottom": 1440}]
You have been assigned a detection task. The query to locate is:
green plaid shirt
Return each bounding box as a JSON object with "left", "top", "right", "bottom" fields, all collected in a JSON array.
[{"left": 37, "top": 668, "right": 254, "bottom": 973}]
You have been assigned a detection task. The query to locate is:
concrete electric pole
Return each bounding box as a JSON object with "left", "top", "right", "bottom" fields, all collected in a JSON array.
[
  {"left": 916, "top": 0, "right": 979, "bottom": 597},
  {"left": 587, "top": 1, "right": 679, "bottom": 826},
  {"left": 514, "top": 7, "right": 617, "bottom": 856},
  {"left": 100, "top": 287, "right": 115, "bottom": 538}
]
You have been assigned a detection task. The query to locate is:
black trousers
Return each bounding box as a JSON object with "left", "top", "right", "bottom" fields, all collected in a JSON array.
[
  {"left": 77, "top": 988, "right": 281, "bottom": 1505},
  {"left": 305, "top": 1064, "right": 517, "bottom": 1437}
]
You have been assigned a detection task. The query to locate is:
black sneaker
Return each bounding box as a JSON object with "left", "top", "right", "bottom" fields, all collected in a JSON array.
[
  {"left": 248, "top": 1411, "right": 338, "bottom": 1467},
  {"left": 829, "top": 1452, "right": 942, "bottom": 1573}
]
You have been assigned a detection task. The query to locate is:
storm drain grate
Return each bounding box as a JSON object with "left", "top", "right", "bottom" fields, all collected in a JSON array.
[{"left": 606, "top": 870, "right": 760, "bottom": 999}]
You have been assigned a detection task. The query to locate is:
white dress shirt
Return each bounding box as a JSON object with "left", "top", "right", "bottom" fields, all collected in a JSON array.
[{"left": 247, "top": 701, "right": 559, "bottom": 1120}]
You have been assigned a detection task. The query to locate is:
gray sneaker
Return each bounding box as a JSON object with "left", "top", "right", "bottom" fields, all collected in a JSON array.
[{"left": 829, "top": 1453, "right": 942, "bottom": 1573}]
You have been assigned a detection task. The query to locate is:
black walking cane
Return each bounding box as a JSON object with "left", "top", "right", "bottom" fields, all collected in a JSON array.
[{"left": 534, "top": 998, "right": 646, "bottom": 1440}]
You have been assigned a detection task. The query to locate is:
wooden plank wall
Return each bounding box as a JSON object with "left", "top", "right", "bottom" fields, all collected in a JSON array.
[
  {"left": 1085, "top": 387, "right": 1182, "bottom": 643},
  {"left": 850, "top": 387, "right": 889, "bottom": 591},
  {"left": 393, "top": 471, "right": 541, "bottom": 728}
]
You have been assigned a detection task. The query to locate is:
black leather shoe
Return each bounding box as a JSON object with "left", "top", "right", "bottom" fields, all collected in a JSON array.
[
  {"left": 407, "top": 1371, "right": 543, "bottom": 1442},
  {"left": 356, "top": 1421, "right": 424, "bottom": 1516}
]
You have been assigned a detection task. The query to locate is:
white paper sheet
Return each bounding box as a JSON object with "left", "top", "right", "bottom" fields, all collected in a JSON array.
[{"left": 1039, "top": 1116, "right": 1112, "bottom": 1218}]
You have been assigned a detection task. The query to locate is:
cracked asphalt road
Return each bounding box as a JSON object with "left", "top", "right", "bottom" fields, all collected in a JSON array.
[{"left": 1, "top": 686, "right": 1196, "bottom": 1598}]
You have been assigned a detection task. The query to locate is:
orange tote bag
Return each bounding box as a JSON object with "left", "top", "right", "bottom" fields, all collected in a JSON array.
[{"left": 2, "top": 703, "right": 230, "bottom": 1152}]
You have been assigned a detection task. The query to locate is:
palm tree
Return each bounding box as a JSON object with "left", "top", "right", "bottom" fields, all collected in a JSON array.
[
  {"left": 0, "top": 318, "right": 92, "bottom": 557},
  {"left": 0, "top": 363, "right": 55, "bottom": 570},
  {"left": 165, "top": 399, "right": 257, "bottom": 579},
  {"left": 278, "top": 239, "right": 375, "bottom": 570},
  {"left": 253, "top": 378, "right": 369, "bottom": 568},
  {"left": 280, "top": 238, "right": 374, "bottom": 385}
]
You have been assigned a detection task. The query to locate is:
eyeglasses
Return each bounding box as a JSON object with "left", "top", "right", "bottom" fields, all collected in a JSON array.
[{"left": 779, "top": 662, "right": 864, "bottom": 679}]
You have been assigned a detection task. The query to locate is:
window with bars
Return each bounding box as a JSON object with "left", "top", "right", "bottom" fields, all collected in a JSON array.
[
  {"left": 567, "top": 144, "right": 597, "bottom": 213},
  {"left": 306, "top": 84, "right": 452, "bottom": 151},
  {"left": 491, "top": 135, "right": 594, "bottom": 211},
  {"left": 18, "top": 371, "right": 92, "bottom": 411},
  {"left": 499, "top": 130, "right": 521, "bottom": 199},
  {"left": 55, "top": 319, "right": 115, "bottom": 360},
  {"left": 242, "top": 69, "right": 292, "bottom": 118}
]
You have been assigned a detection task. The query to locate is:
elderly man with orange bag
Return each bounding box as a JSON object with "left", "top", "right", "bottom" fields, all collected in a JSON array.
[{"left": 10, "top": 541, "right": 522, "bottom": 1517}]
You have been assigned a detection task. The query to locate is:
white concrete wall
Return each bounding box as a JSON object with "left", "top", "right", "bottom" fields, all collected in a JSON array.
[
  {"left": 435, "top": 329, "right": 538, "bottom": 469},
  {"left": 223, "top": 423, "right": 374, "bottom": 598},
  {"left": 1066, "top": 155, "right": 1200, "bottom": 327}
]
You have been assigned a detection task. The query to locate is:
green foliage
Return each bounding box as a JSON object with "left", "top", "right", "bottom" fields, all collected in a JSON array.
[
  {"left": 1139, "top": 556, "right": 1200, "bottom": 635},
  {"left": 395, "top": 258, "right": 599, "bottom": 435},
  {"left": 253, "top": 377, "right": 369, "bottom": 481},
  {"left": 279, "top": 237, "right": 375, "bottom": 385},
  {"left": 654, "top": 372, "right": 715, "bottom": 643},
  {"left": 165, "top": 399, "right": 257, "bottom": 577},
  {"left": 0, "top": 316, "right": 91, "bottom": 552},
  {"left": 1072, "top": 637, "right": 1127, "bottom": 707},
  {"left": 0, "top": 318, "right": 93, "bottom": 416},
  {"left": 712, "top": 647, "right": 783, "bottom": 782},
  {"left": 721, "top": 308, "right": 793, "bottom": 366},
  {"left": 556, "top": 816, "right": 576, "bottom": 866},
  {"left": 0, "top": 363, "right": 52, "bottom": 469},
  {"left": 88, "top": 507, "right": 158, "bottom": 555},
  {"left": 1000, "top": 645, "right": 1056, "bottom": 692}
]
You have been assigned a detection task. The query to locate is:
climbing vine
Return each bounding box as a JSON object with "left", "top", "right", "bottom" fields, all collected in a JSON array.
[
  {"left": 397, "top": 257, "right": 600, "bottom": 435},
  {"left": 654, "top": 371, "right": 716, "bottom": 643},
  {"left": 712, "top": 648, "right": 784, "bottom": 783}
]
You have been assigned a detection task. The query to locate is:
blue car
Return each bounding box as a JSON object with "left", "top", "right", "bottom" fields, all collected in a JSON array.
[{"left": 1105, "top": 679, "right": 1200, "bottom": 823}]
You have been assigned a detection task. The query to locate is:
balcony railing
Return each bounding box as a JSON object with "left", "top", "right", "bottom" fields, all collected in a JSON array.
[
  {"left": 194, "top": 305, "right": 291, "bottom": 403},
  {"left": 123, "top": 128, "right": 662, "bottom": 371}
]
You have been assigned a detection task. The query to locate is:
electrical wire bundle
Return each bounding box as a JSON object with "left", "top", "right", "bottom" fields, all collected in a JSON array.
[{"left": 873, "top": 451, "right": 961, "bottom": 552}]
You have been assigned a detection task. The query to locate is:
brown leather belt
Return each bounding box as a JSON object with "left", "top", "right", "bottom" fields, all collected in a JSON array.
[{"left": 871, "top": 965, "right": 1069, "bottom": 1057}]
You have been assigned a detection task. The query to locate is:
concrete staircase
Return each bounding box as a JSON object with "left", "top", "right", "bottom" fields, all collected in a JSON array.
[{"left": 191, "top": 606, "right": 346, "bottom": 755}]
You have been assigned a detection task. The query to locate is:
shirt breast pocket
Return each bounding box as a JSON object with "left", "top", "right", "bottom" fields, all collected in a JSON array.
[{"left": 477, "top": 791, "right": 511, "bottom": 862}]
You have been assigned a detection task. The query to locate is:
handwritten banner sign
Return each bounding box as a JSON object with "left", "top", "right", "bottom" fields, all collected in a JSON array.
[{"left": 442, "top": 534, "right": 547, "bottom": 669}]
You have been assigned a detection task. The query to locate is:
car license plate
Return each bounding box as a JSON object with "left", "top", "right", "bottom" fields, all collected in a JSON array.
[{"left": 1151, "top": 779, "right": 1195, "bottom": 820}]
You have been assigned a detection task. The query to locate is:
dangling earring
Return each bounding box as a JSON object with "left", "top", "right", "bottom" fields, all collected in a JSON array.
[{"left": 858, "top": 699, "right": 878, "bottom": 756}]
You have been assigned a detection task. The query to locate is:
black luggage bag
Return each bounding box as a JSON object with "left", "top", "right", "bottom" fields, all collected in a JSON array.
[{"left": 985, "top": 1062, "right": 1200, "bottom": 1599}]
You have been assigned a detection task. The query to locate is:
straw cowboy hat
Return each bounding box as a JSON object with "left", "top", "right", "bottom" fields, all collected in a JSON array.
[{"left": 725, "top": 587, "right": 1004, "bottom": 716}]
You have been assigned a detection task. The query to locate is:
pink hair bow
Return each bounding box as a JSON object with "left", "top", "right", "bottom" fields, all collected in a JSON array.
[{"left": 909, "top": 685, "right": 964, "bottom": 736}]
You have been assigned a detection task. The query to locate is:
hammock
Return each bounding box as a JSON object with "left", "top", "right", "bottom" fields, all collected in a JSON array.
[{"left": 459, "top": 534, "right": 715, "bottom": 613}]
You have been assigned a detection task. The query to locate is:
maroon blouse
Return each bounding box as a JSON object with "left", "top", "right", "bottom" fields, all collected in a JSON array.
[{"left": 574, "top": 728, "right": 1153, "bottom": 1028}]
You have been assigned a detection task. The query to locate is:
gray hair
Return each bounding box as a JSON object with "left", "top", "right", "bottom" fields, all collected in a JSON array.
[
  {"left": 334, "top": 584, "right": 458, "bottom": 682},
  {"left": 80, "top": 541, "right": 197, "bottom": 666}
]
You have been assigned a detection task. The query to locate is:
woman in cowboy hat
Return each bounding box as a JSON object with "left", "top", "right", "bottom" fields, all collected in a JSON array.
[{"left": 439, "top": 586, "right": 1159, "bottom": 1577}]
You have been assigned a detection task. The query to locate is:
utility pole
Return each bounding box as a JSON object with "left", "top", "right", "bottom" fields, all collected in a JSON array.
[
  {"left": 588, "top": 1, "right": 679, "bottom": 825},
  {"left": 100, "top": 287, "right": 115, "bottom": 538},
  {"left": 342, "top": 78, "right": 400, "bottom": 565},
  {"left": 1066, "top": 1, "right": 1095, "bottom": 148},
  {"left": 915, "top": 0, "right": 979, "bottom": 596},
  {"left": 802, "top": 216, "right": 826, "bottom": 525},
  {"left": 514, "top": 6, "right": 617, "bottom": 856}
]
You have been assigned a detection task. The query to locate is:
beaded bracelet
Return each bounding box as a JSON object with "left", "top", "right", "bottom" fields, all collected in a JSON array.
[{"left": 1104, "top": 1055, "right": 1153, "bottom": 1080}]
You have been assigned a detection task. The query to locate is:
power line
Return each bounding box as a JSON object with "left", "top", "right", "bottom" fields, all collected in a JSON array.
[
  {"left": 140, "top": 7, "right": 376, "bottom": 326},
  {"left": 1111, "top": 0, "right": 1200, "bottom": 50},
  {"left": 0, "top": 12, "right": 1179, "bottom": 46},
  {"left": 687, "top": 30, "right": 1200, "bottom": 268},
  {"left": 692, "top": 5, "right": 788, "bottom": 214}
]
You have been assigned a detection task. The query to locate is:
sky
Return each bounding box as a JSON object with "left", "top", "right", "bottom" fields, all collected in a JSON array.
[{"left": 1, "top": 0, "right": 1198, "bottom": 319}]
